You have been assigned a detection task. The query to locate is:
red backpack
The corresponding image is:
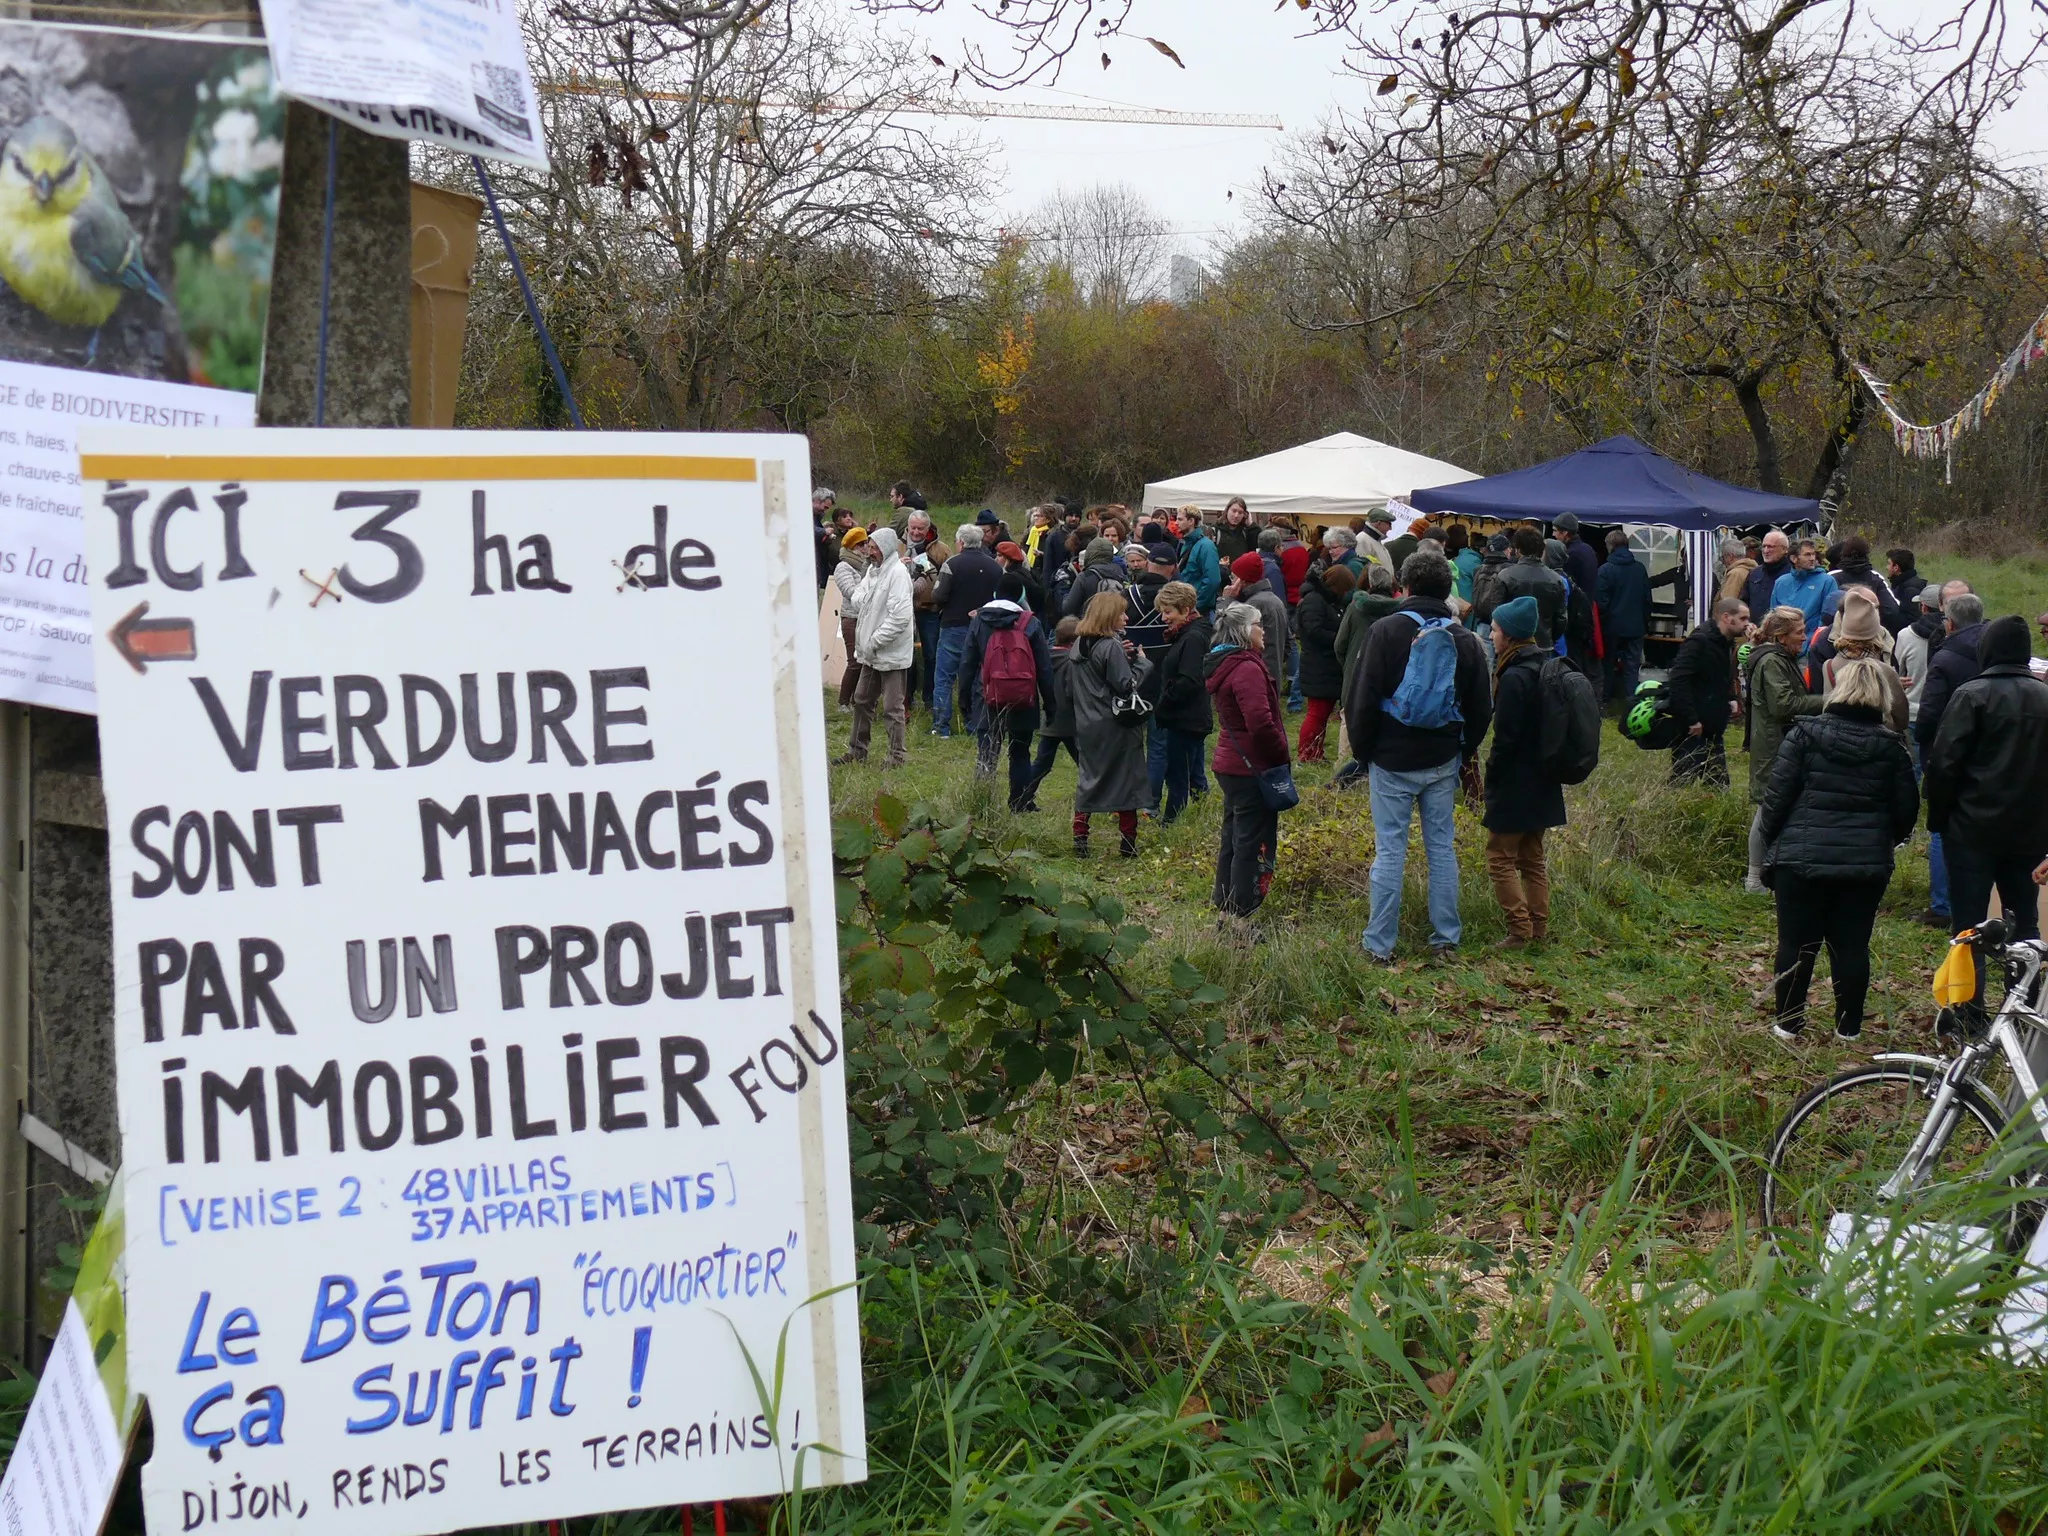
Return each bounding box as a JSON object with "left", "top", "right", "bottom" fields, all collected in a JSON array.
[{"left": 980, "top": 620, "right": 1038, "bottom": 708}]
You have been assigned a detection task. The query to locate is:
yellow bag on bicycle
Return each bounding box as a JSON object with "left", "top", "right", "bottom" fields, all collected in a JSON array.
[{"left": 1932, "top": 942, "right": 1979, "bottom": 1007}]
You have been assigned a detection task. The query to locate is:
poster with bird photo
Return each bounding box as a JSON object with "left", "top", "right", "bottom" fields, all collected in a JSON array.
[{"left": 0, "top": 19, "right": 282, "bottom": 714}]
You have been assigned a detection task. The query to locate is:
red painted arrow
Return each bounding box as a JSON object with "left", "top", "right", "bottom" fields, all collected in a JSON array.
[{"left": 109, "top": 602, "right": 197, "bottom": 674}]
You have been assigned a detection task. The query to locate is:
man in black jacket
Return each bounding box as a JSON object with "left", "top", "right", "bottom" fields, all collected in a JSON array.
[
  {"left": 1594, "top": 528, "right": 1650, "bottom": 708},
  {"left": 1915, "top": 591, "right": 1987, "bottom": 753},
  {"left": 930, "top": 524, "right": 1004, "bottom": 737},
  {"left": 1830, "top": 535, "right": 1900, "bottom": 633},
  {"left": 1664, "top": 598, "right": 1748, "bottom": 786},
  {"left": 1553, "top": 512, "right": 1600, "bottom": 593},
  {"left": 1927, "top": 615, "right": 2048, "bottom": 941},
  {"left": 1886, "top": 548, "right": 1926, "bottom": 614},
  {"left": 1909, "top": 586, "right": 1981, "bottom": 925},
  {"left": 1345, "top": 550, "right": 1493, "bottom": 962},
  {"left": 1486, "top": 527, "right": 1567, "bottom": 648}
]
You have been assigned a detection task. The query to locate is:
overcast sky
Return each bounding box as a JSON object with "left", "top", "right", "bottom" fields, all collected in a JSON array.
[{"left": 889, "top": 0, "right": 2048, "bottom": 263}]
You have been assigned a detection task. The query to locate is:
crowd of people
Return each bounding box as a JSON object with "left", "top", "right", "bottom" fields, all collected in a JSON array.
[{"left": 814, "top": 484, "right": 2048, "bottom": 1041}]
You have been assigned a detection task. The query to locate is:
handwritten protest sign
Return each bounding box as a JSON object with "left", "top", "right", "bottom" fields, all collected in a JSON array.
[{"left": 80, "top": 429, "right": 862, "bottom": 1534}]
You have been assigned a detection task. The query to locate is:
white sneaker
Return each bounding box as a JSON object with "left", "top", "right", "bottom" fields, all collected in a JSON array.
[
  {"left": 1744, "top": 876, "right": 1768, "bottom": 895},
  {"left": 1771, "top": 1023, "right": 1802, "bottom": 1044}
]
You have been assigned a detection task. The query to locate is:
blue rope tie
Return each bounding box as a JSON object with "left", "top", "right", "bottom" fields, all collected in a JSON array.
[
  {"left": 473, "top": 155, "right": 586, "bottom": 429},
  {"left": 314, "top": 116, "right": 337, "bottom": 426}
]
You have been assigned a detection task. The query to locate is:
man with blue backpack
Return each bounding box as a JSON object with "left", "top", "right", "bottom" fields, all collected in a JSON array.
[{"left": 1343, "top": 549, "right": 1494, "bottom": 963}]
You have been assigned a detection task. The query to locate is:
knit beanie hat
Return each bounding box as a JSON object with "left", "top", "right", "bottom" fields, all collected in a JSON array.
[
  {"left": 1494, "top": 594, "right": 1540, "bottom": 641},
  {"left": 841, "top": 526, "right": 869, "bottom": 549},
  {"left": 1978, "top": 614, "right": 2034, "bottom": 668},
  {"left": 1834, "top": 586, "right": 1882, "bottom": 646},
  {"left": 1231, "top": 552, "right": 1267, "bottom": 584}
]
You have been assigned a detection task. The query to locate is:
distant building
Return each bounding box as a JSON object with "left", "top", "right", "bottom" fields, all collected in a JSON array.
[{"left": 1170, "top": 253, "right": 1211, "bottom": 306}]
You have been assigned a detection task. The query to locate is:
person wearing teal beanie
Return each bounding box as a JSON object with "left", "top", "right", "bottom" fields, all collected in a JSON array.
[
  {"left": 1493, "top": 595, "right": 1540, "bottom": 644},
  {"left": 1483, "top": 591, "right": 1564, "bottom": 948}
]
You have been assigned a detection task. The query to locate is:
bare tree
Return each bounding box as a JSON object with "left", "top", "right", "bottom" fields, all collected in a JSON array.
[
  {"left": 1025, "top": 182, "right": 1171, "bottom": 308},
  {"left": 459, "top": 0, "right": 992, "bottom": 430},
  {"left": 1266, "top": 0, "right": 2047, "bottom": 497},
  {"left": 541, "top": 0, "right": 2037, "bottom": 101}
]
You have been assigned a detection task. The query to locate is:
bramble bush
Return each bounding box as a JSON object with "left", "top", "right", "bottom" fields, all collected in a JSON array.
[{"left": 833, "top": 790, "right": 1372, "bottom": 1293}]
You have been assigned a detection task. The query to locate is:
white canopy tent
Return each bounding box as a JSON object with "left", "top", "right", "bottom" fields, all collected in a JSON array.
[{"left": 1139, "top": 431, "right": 1479, "bottom": 528}]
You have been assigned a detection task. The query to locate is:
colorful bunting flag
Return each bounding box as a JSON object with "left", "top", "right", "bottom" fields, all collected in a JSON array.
[{"left": 1855, "top": 302, "right": 2048, "bottom": 465}]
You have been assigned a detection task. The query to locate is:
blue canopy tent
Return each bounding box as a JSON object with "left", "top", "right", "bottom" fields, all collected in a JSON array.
[{"left": 1408, "top": 435, "right": 1820, "bottom": 634}]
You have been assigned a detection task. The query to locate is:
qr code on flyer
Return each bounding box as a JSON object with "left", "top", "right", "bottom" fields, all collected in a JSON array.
[{"left": 472, "top": 60, "right": 535, "bottom": 140}]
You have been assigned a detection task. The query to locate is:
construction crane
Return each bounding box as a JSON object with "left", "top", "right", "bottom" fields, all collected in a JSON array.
[{"left": 539, "top": 76, "right": 1283, "bottom": 131}]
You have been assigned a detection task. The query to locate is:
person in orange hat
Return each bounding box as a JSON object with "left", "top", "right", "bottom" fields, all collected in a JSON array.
[
  {"left": 993, "top": 539, "right": 1047, "bottom": 620},
  {"left": 832, "top": 525, "right": 869, "bottom": 707}
]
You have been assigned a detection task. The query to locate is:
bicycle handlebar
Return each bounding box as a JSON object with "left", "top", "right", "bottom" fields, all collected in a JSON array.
[{"left": 1971, "top": 917, "right": 2011, "bottom": 953}]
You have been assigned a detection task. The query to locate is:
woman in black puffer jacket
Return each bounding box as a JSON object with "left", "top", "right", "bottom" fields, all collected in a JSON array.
[{"left": 1759, "top": 657, "right": 1920, "bottom": 1041}]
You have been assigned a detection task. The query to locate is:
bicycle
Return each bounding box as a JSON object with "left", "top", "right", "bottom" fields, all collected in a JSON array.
[{"left": 1761, "top": 916, "right": 2048, "bottom": 1254}]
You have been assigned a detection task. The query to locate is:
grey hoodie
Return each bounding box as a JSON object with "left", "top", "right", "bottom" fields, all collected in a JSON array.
[{"left": 1230, "top": 577, "right": 1291, "bottom": 692}]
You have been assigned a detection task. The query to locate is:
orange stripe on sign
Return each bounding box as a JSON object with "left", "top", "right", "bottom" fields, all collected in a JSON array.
[{"left": 76, "top": 454, "right": 760, "bottom": 484}]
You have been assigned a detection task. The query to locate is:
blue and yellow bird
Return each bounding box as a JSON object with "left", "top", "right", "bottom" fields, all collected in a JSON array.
[{"left": 0, "top": 113, "right": 165, "bottom": 355}]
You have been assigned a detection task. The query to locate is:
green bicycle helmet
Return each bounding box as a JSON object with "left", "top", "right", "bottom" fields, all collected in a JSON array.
[
  {"left": 1624, "top": 680, "right": 1681, "bottom": 750},
  {"left": 1622, "top": 684, "right": 1664, "bottom": 742}
]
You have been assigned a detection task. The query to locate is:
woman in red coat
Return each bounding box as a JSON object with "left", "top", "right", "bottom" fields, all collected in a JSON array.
[{"left": 1206, "top": 601, "right": 1293, "bottom": 923}]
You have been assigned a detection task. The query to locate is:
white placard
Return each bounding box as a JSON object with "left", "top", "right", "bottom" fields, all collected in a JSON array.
[
  {"left": 0, "top": 1300, "right": 125, "bottom": 1536},
  {"left": 0, "top": 352, "right": 254, "bottom": 714},
  {"left": 82, "top": 429, "right": 862, "bottom": 1534},
  {"left": 259, "top": 0, "right": 548, "bottom": 170}
]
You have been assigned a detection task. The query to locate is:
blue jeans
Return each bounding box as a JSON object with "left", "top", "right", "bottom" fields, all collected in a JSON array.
[
  {"left": 1160, "top": 728, "right": 1207, "bottom": 822},
  {"left": 914, "top": 612, "right": 942, "bottom": 709},
  {"left": 1287, "top": 637, "right": 1304, "bottom": 711},
  {"left": 1916, "top": 746, "right": 1949, "bottom": 916},
  {"left": 931, "top": 625, "right": 969, "bottom": 734},
  {"left": 1603, "top": 635, "right": 1644, "bottom": 707},
  {"left": 1363, "top": 759, "right": 1463, "bottom": 958},
  {"left": 1148, "top": 718, "right": 1208, "bottom": 809}
]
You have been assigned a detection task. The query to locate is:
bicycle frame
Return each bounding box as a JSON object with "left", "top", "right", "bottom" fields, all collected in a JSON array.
[{"left": 1868, "top": 940, "right": 2048, "bottom": 1205}]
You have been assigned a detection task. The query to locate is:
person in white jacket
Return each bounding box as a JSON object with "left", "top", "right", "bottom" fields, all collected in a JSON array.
[{"left": 840, "top": 526, "right": 915, "bottom": 766}]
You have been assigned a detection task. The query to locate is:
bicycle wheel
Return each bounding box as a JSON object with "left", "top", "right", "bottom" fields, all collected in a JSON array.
[{"left": 1761, "top": 1062, "right": 2028, "bottom": 1252}]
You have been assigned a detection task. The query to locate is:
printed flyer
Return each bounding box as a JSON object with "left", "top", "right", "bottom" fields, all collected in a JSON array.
[
  {"left": 259, "top": 0, "right": 549, "bottom": 171},
  {"left": 0, "top": 19, "right": 282, "bottom": 712},
  {"left": 81, "top": 429, "right": 863, "bottom": 1533}
]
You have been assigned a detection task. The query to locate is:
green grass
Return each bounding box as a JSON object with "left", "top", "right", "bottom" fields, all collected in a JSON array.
[
  {"left": 75, "top": 650, "right": 2048, "bottom": 1535},
  {"left": 1924, "top": 555, "right": 2048, "bottom": 650},
  {"left": 656, "top": 684, "right": 2048, "bottom": 1531},
  {"left": 824, "top": 702, "right": 1961, "bottom": 1230}
]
